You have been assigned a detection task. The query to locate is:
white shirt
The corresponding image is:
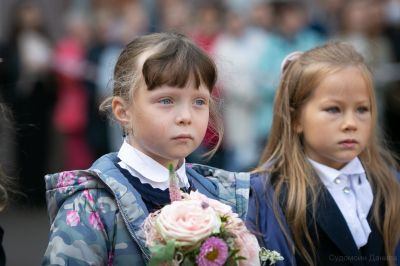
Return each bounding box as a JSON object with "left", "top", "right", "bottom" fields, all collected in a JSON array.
[
  {"left": 308, "top": 157, "right": 374, "bottom": 249},
  {"left": 117, "top": 140, "right": 190, "bottom": 191}
]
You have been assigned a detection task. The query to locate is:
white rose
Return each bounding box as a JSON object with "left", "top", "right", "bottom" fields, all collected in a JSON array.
[{"left": 156, "top": 200, "right": 221, "bottom": 247}]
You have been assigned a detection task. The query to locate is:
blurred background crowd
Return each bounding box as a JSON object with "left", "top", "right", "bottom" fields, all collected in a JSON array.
[
  {"left": 2, "top": 0, "right": 400, "bottom": 205},
  {"left": 2, "top": 0, "right": 400, "bottom": 264}
]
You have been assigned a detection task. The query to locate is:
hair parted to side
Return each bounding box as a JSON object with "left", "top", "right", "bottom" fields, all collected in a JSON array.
[
  {"left": 254, "top": 42, "right": 400, "bottom": 266},
  {"left": 99, "top": 32, "right": 223, "bottom": 159}
]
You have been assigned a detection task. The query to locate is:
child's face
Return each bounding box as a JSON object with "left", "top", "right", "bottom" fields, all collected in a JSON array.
[
  {"left": 296, "top": 67, "right": 371, "bottom": 170},
  {"left": 129, "top": 80, "right": 210, "bottom": 168}
]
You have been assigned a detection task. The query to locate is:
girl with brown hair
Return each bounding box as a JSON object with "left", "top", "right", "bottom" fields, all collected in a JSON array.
[
  {"left": 246, "top": 42, "right": 400, "bottom": 266},
  {"left": 42, "top": 32, "right": 250, "bottom": 265}
]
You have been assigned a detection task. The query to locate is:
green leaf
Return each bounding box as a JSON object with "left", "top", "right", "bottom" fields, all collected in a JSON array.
[
  {"left": 229, "top": 249, "right": 240, "bottom": 258},
  {"left": 168, "top": 162, "right": 175, "bottom": 179},
  {"left": 182, "top": 256, "right": 192, "bottom": 266},
  {"left": 223, "top": 258, "right": 234, "bottom": 266},
  {"left": 148, "top": 239, "right": 176, "bottom": 266},
  {"left": 234, "top": 256, "right": 247, "bottom": 260},
  {"left": 148, "top": 243, "right": 165, "bottom": 254},
  {"left": 165, "top": 239, "right": 176, "bottom": 263},
  {"left": 148, "top": 243, "right": 167, "bottom": 266}
]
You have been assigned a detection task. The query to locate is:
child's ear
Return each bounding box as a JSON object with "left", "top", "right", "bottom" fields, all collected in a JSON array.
[
  {"left": 112, "top": 97, "right": 131, "bottom": 126},
  {"left": 293, "top": 118, "right": 303, "bottom": 134},
  {"left": 295, "top": 123, "right": 303, "bottom": 134}
]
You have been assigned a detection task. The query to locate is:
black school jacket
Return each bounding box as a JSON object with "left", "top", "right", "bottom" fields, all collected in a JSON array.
[{"left": 246, "top": 172, "right": 400, "bottom": 266}]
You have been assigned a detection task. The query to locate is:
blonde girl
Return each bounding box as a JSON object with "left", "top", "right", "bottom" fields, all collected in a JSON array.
[
  {"left": 246, "top": 42, "right": 400, "bottom": 266},
  {"left": 42, "top": 32, "right": 250, "bottom": 265}
]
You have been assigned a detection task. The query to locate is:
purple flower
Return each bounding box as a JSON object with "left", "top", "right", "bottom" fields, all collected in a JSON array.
[
  {"left": 196, "top": 237, "right": 229, "bottom": 266},
  {"left": 201, "top": 201, "right": 209, "bottom": 209}
]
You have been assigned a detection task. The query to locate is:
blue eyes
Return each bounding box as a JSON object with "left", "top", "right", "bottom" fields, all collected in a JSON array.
[
  {"left": 160, "top": 99, "right": 172, "bottom": 104},
  {"left": 159, "top": 99, "right": 206, "bottom": 105},
  {"left": 327, "top": 107, "right": 339, "bottom": 114},
  {"left": 356, "top": 107, "right": 367, "bottom": 113},
  {"left": 326, "top": 107, "right": 368, "bottom": 114},
  {"left": 194, "top": 100, "right": 205, "bottom": 106}
]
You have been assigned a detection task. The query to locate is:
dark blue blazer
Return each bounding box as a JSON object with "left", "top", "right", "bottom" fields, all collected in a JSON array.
[{"left": 246, "top": 172, "right": 400, "bottom": 266}]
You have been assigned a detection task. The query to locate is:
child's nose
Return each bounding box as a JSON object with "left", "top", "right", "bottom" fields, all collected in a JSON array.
[
  {"left": 175, "top": 105, "right": 192, "bottom": 125},
  {"left": 341, "top": 113, "right": 357, "bottom": 131}
]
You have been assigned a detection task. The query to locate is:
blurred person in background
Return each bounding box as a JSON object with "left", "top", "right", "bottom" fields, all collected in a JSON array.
[
  {"left": 255, "top": 1, "right": 323, "bottom": 156},
  {"left": 83, "top": 7, "right": 112, "bottom": 160},
  {"left": 214, "top": 9, "right": 269, "bottom": 172},
  {"left": 309, "top": 0, "right": 345, "bottom": 37},
  {"left": 334, "top": 0, "right": 393, "bottom": 65},
  {"left": 51, "top": 11, "right": 95, "bottom": 170},
  {"left": 382, "top": 0, "right": 400, "bottom": 161},
  {"left": 96, "top": 0, "right": 150, "bottom": 152},
  {"left": 385, "top": 0, "right": 400, "bottom": 61},
  {"left": 186, "top": 1, "right": 226, "bottom": 168},
  {"left": 251, "top": 1, "right": 275, "bottom": 33},
  {"left": 187, "top": 1, "right": 224, "bottom": 54},
  {"left": 158, "top": 0, "right": 191, "bottom": 33},
  {"left": 0, "top": 0, "right": 55, "bottom": 206},
  {"left": 333, "top": 0, "right": 395, "bottom": 126}
]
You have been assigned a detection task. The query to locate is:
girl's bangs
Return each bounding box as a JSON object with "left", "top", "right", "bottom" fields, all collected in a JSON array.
[{"left": 142, "top": 41, "right": 217, "bottom": 92}]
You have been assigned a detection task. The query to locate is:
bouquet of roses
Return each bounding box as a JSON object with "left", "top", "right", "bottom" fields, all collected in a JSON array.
[{"left": 141, "top": 164, "right": 284, "bottom": 266}]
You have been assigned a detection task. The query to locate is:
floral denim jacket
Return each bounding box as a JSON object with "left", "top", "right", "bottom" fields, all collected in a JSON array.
[{"left": 41, "top": 153, "right": 250, "bottom": 266}]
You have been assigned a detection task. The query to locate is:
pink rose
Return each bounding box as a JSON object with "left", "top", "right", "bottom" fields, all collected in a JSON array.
[
  {"left": 156, "top": 200, "right": 221, "bottom": 247},
  {"left": 182, "top": 191, "right": 233, "bottom": 216},
  {"left": 89, "top": 211, "right": 105, "bottom": 230},
  {"left": 66, "top": 210, "right": 80, "bottom": 226},
  {"left": 235, "top": 230, "right": 261, "bottom": 266}
]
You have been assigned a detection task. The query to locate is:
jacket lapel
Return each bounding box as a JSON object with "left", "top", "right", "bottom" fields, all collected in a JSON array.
[{"left": 306, "top": 185, "right": 364, "bottom": 266}]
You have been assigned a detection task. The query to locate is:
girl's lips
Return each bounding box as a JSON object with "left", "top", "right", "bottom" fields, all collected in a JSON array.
[
  {"left": 339, "top": 139, "right": 357, "bottom": 147},
  {"left": 172, "top": 134, "right": 193, "bottom": 141}
]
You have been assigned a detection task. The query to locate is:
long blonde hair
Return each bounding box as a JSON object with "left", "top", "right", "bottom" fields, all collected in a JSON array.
[{"left": 254, "top": 42, "right": 400, "bottom": 265}]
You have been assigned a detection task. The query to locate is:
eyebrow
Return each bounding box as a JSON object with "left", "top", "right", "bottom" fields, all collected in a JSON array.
[{"left": 321, "top": 98, "right": 370, "bottom": 105}]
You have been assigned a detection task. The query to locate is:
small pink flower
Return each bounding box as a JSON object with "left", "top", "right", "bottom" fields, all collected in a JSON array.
[
  {"left": 56, "top": 171, "right": 76, "bottom": 192},
  {"left": 82, "top": 189, "right": 95, "bottom": 203},
  {"left": 196, "top": 237, "right": 229, "bottom": 266},
  {"left": 66, "top": 210, "right": 80, "bottom": 226},
  {"left": 107, "top": 252, "right": 114, "bottom": 266},
  {"left": 89, "top": 211, "right": 105, "bottom": 230}
]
